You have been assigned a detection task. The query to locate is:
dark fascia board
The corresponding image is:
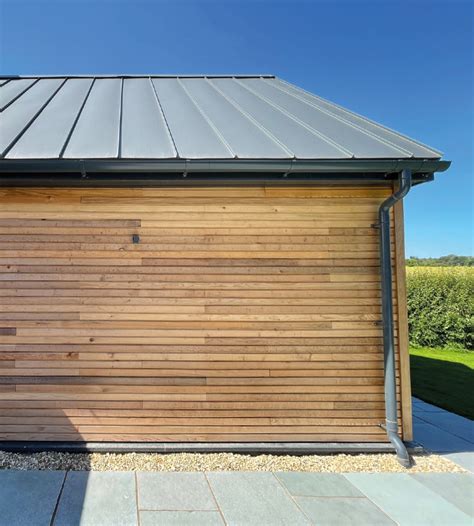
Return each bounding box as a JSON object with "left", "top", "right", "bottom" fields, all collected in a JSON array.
[
  {"left": 0, "top": 158, "right": 451, "bottom": 175},
  {"left": 0, "top": 172, "right": 436, "bottom": 189}
]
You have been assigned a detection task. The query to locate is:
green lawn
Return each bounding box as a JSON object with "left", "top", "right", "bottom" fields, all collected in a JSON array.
[{"left": 410, "top": 346, "right": 474, "bottom": 419}]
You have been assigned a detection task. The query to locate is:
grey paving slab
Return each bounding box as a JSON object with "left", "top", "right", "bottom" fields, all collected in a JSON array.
[
  {"left": 295, "top": 496, "right": 395, "bottom": 526},
  {"left": 416, "top": 411, "right": 474, "bottom": 443},
  {"left": 54, "top": 471, "right": 137, "bottom": 526},
  {"left": 137, "top": 472, "right": 216, "bottom": 511},
  {"left": 345, "top": 473, "right": 472, "bottom": 525},
  {"left": 411, "top": 473, "right": 474, "bottom": 517},
  {"left": 412, "top": 398, "right": 445, "bottom": 412},
  {"left": 444, "top": 452, "right": 474, "bottom": 473},
  {"left": 275, "top": 472, "right": 363, "bottom": 497},
  {"left": 207, "top": 472, "right": 310, "bottom": 525},
  {"left": 0, "top": 470, "right": 65, "bottom": 526},
  {"left": 413, "top": 419, "right": 473, "bottom": 452},
  {"left": 413, "top": 405, "right": 445, "bottom": 414},
  {"left": 412, "top": 407, "right": 445, "bottom": 415},
  {"left": 140, "top": 510, "right": 225, "bottom": 525}
]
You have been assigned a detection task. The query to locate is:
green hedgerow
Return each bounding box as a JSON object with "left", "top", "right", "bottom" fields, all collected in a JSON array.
[{"left": 406, "top": 267, "right": 474, "bottom": 350}]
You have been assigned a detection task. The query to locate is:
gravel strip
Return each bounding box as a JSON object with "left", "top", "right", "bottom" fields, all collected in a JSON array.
[{"left": 0, "top": 451, "right": 465, "bottom": 473}]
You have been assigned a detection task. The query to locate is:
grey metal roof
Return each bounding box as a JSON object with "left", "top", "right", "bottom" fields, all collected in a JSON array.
[{"left": 0, "top": 75, "right": 443, "bottom": 165}]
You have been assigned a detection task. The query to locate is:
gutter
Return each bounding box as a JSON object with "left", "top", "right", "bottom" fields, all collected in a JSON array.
[
  {"left": 378, "top": 168, "right": 412, "bottom": 467},
  {"left": 0, "top": 158, "right": 450, "bottom": 175}
]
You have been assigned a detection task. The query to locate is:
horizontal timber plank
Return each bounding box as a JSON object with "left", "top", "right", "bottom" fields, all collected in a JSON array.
[{"left": 0, "top": 185, "right": 405, "bottom": 444}]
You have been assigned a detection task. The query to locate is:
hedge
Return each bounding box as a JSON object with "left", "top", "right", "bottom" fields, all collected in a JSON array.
[
  {"left": 406, "top": 255, "right": 473, "bottom": 267},
  {"left": 406, "top": 267, "right": 474, "bottom": 350}
]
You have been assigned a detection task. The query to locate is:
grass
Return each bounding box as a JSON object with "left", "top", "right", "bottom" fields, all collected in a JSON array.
[{"left": 410, "top": 346, "right": 474, "bottom": 420}]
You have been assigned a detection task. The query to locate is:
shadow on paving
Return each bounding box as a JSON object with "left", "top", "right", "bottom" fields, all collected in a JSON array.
[
  {"left": 0, "top": 466, "right": 139, "bottom": 526},
  {"left": 0, "top": 461, "right": 91, "bottom": 526},
  {"left": 410, "top": 354, "right": 474, "bottom": 420},
  {"left": 412, "top": 396, "right": 474, "bottom": 469},
  {"left": 0, "top": 454, "right": 142, "bottom": 526},
  {"left": 52, "top": 469, "right": 137, "bottom": 526}
]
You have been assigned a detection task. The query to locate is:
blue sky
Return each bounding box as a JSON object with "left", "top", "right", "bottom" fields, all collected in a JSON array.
[{"left": 1, "top": 0, "right": 472, "bottom": 257}]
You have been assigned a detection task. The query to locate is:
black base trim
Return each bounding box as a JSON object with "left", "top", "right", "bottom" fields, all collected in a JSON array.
[{"left": 0, "top": 441, "right": 424, "bottom": 455}]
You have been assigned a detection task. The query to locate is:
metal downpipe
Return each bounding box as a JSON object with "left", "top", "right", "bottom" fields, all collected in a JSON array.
[{"left": 378, "top": 169, "right": 412, "bottom": 467}]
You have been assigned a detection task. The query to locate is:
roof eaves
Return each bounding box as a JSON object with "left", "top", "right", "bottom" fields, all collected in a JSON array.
[{"left": 0, "top": 158, "right": 451, "bottom": 175}]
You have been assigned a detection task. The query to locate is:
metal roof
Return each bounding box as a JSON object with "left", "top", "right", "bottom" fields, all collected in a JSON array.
[{"left": 0, "top": 75, "right": 445, "bottom": 172}]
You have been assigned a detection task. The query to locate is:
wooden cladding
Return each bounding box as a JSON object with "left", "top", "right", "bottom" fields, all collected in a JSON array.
[{"left": 0, "top": 186, "right": 410, "bottom": 443}]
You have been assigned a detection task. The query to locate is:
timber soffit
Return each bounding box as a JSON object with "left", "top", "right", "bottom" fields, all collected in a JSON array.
[{"left": 0, "top": 75, "right": 449, "bottom": 174}]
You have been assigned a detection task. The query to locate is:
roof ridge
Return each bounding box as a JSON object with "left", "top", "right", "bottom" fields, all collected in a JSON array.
[{"left": 0, "top": 74, "right": 276, "bottom": 80}]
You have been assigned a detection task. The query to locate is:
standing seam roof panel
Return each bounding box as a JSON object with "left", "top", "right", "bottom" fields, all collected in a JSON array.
[
  {"left": 0, "top": 78, "right": 36, "bottom": 111},
  {"left": 63, "top": 79, "right": 122, "bottom": 159},
  {"left": 0, "top": 78, "right": 64, "bottom": 156},
  {"left": 151, "top": 78, "right": 233, "bottom": 159},
  {"left": 179, "top": 78, "right": 290, "bottom": 159},
  {"left": 272, "top": 78, "right": 442, "bottom": 158},
  {"left": 240, "top": 78, "right": 411, "bottom": 158},
  {"left": 120, "top": 78, "right": 177, "bottom": 159},
  {"left": 6, "top": 79, "right": 93, "bottom": 159},
  {"left": 210, "top": 78, "right": 351, "bottom": 159}
]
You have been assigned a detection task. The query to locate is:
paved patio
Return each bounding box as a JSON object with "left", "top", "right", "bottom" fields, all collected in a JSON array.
[
  {"left": 0, "top": 469, "right": 473, "bottom": 526},
  {"left": 0, "top": 399, "right": 473, "bottom": 525},
  {"left": 412, "top": 397, "right": 474, "bottom": 472}
]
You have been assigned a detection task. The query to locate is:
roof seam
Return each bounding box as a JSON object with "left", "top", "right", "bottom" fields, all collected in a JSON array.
[
  {"left": 1, "top": 78, "right": 67, "bottom": 159},
  {"left": 234, "top": 78, "right": 353, "bottom": 158},
  {"left": 59, "top": 78, "right": 96, "bottom": 159},
  {"left": 177, "top": 77, "right": 236, "bottom": 158},
  {"left": 149, "top": 78, "right": 179, "bottom": 159},
  {"left": 0, "top": 78, "right": 39, "bottom": 112},
  {"left": 206, "top": 78, "right": 295, "bottom": 158},
  {"left": 117, "top": 78, "right": 124, "bottom": 159},
  {"left": 267, "top": 78, "right": 414, "bottom": 157},
  {"left": 275, "top": 77, "right": 443, "bottom": 157}
]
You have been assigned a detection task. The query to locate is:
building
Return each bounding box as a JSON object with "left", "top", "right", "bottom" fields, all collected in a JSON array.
[{"left": 0, "top": 75, "right": 450, "bottom": 465}]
